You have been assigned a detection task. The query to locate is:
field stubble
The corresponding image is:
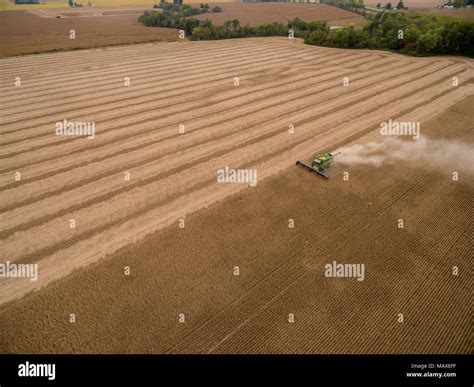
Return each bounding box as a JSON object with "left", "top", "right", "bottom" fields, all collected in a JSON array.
[{"left": 0, "top": 37, "right": 472, "bottom": 353}]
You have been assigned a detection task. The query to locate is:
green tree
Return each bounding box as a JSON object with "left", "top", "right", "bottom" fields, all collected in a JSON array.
[
  {"left": 231, "top": 19, "right": 240, "bottom": 31},
  {"left": 386, "top": 2, "right": 392, "bottom": 8},
  {"left": 222, "top": 20, "right": 230, "bottom": 32},
  {"left": 139, "top": 7, "right": 474, "bottom": 57},
  {"left": 403, "top": 24, "right": 420, "bottom": 44},
  {"left": 416, "top": 31, "right": 439, "bottom": 54}
]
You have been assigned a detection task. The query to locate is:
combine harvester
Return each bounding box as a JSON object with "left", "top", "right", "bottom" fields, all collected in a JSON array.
[{"left": 296, "top": 152, "right": 340, "bottom": 179}]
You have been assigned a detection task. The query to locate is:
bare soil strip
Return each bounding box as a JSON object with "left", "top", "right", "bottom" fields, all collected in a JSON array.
[{"left": 0, "top": 10, "right": 178, "bottom": 58}]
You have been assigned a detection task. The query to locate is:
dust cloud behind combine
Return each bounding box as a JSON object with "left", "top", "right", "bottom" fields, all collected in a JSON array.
[{"left": 334, "top": 136, "right": 474, "bottom": 173}]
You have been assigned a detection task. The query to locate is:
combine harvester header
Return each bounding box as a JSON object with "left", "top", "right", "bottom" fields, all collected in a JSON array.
[{"left": 296, "top": 152, "right": 340, "bottom": 179}]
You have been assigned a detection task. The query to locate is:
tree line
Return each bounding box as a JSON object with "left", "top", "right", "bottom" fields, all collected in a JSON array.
[
  {"left": 152, "top": 1, "right": 222, "bottom": 15},
  {"left": 139, "top": 8, "right": 474, "bottom": 57}
]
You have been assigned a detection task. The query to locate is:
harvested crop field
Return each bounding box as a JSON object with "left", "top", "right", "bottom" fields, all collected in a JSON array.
[
  {"left": 0, "top": 0, "right": 178, "bottom": 11},
  {"left": 0, "top": 0, "right": 235, "bottom": 11},
  {"left": 191, "top": 2, "right": 366, "bottom": 27},
  {"left": 417, "top": 8, "right": 474, "bottom": 21},
  {"left": 0, "top": 37, "right": 472, "bottom": 353},
  {"left": 0, "top": 10, "right": 178, "bottom": 57},
  {"left": 0, "top": 3, "right": 365, "bottom": 58},
  {"left": 364, "top": 0, "right": 445, "bottom": 8},
  {"left": 28, "top": 7, "right": 158, "bottom": 18}
]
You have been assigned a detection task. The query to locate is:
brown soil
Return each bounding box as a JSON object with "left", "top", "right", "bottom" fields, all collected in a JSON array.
[
  {"left": 0, "top": 10, "right": 178, "bottom": 57},
  {"left": 192, "top": 2, "right": 366, "bottom": 26},
  {"left": 364, "top": 0, "right": 445, "bottom": 9},
  {"left": 416, "top": 8, "right": 474, "bottom": 20},
  {"left": 0, "top": 37, "right": 472, "bottom": 353}
]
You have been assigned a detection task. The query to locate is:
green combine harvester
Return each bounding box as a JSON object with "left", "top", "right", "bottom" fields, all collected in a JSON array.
[{"left": 296, "top": 152, "right": 340, "bottom": 179}]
